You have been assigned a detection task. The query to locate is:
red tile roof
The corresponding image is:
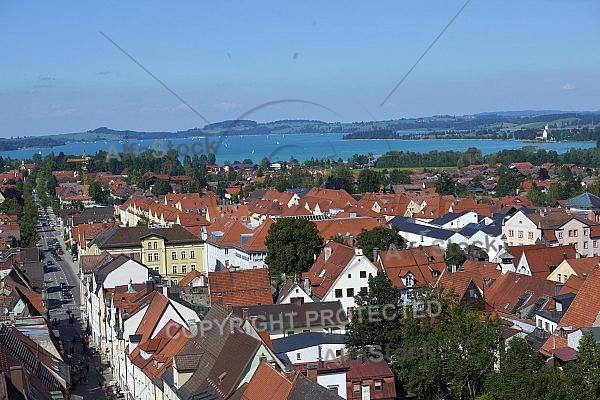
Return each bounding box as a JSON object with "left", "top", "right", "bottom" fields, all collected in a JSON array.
[
  {"left": 541, "top": 266, "right": 600, "bottom": 356},
  {"left": 485, "top": 272, "right": 558, "bottom": 319},
  {"left": 303, "top": 242, "right": 370, "bottom": 299},
  {"left": 239, "top": 361, "right": 294, "bottom": 400},
  {"left": 179, "top": 269, "right": 205, "bottom": 287},
  {"left": 509, "top": 244, "right": 576, "bottom": 277},
  {"left": 378, "top": 245, "right": 446, "bottom": 290},
  {"left": 208, "top": 268, "right": 273, "bottom": 307}
]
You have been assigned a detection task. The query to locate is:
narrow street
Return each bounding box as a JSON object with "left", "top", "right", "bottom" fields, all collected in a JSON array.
[{"left": 37, "top": 198, "right": 116, "bottom": 399}]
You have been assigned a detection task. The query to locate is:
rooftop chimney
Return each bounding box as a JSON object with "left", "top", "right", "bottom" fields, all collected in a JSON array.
[
  {"left": 306, "top": 364, "right": 318, "bottom": 381},
  {"left": 188, "top": 319, "right": 198, "bottom": 337},
  {"left": 242, "top": 307, "right": 249, "bottom": 320},
  {"left": 324, "top": 246, "right": 332, "bottom": 262}
]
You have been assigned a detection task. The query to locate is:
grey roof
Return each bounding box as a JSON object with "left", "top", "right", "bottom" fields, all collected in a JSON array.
[
  {"left": 580, "top": 327, "right": 600, "bottom": 345},
  {"left": 526, "top": 327, "right": 551, "bottom": 350},
  {"left": 288, "top": 375, "right": 344, "bottom": 400},
  {"left": 564, "top": 192, "right": 600, "bottom": 210},
  {"left": 271, "top": 332, "right": 346, "bottom": 354},
  {"left": 175, "top": 304, "right": 263, "bottom": 399},
  {"left": 429, "top": 210, "right": 471, "bottom": 227},
  {"left": 71, "top": 206, "right": 115, "bottom": 225},
  {"left": 459, "top": 221, "right": 502, "bottom": 238},
  {"left": 231, "top": 301, "right": 347, "bottom": 331},
  {"left": 389, "top": 218, "right": 456, "bottom": 240},
  {"left": 93, "top": 224, "right": 202, "bottom": 249},
  {"left": 95, "top": 254, "right": 133, "bottom": 288},
  {"left": 173, "top": 354, "right": 203, "bottom": 372}
]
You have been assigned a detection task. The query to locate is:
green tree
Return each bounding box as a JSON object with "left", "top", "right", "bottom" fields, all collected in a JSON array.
[
  {"left": 151, "top": 180, "right": 173, "bottom": 196},
  {"left": 326, "top": 164, "right": 354, "bottom": 193},
  {"left": 388, "top": 169, "right": 412, "bottom": 185},
  {"left": 357, "top": 169, "right": 382, "bottom": 193},
  {"left": 345, "top": 272, "right": 403, "bottom": 356},
  {"left": 264, "top": 218, "right": 323, "bottom": 282},
  {"left": 483, "top": 337, "right": 564, "bottom": 400},
  {"left": 88, "top": 181, "right": 112, "bottom": 204},
  {"left": 527, "top": 182, "right": 546, "bottom": 206},
  {"left": 356, "top": 226, "right": 403, "bottom": 261},
  {"left": 495, "top": 169, "right": 520, "bottom": 197},
  {"left": 395, "top": 289, "right": 501, "bottom": 400},
  {"left": 563, "top": 331, "right": 600, "bottom": 399},
  {"left": 444, "top": 243, "right": 466, "bottom": 269},
  {"left": 435, "top": 173, "right": 455, "bottom": 195}
]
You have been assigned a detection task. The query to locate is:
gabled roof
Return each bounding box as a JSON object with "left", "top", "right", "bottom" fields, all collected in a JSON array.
[
  {"left": 510, "top": 244, "right": 576, "bottom": 277},
  {"left": 241, "top": 219, "right": 274, "bottom": 252},
  {"left": 0, "top": 325, "right": 67, "bottom": 397},
  {"left": 453, "top": 259, "right": 501, "bottom": 289},
  {"left": 179, "top": 269, "right": 204, "bottom": 287},
  {"left": 235, "top": 361, "right": 344, "bottom": 400},
  {"left": 208, "top": 220, "right": 252, "bottom": 247},
  {"left": 388, "top": 217, "right": 458, "bottom": 240},
  {"left": 564, "top": 192, "right": 600, "bottom": 210},
  {"left": 541, "top": 266, "right": 600, "bottom": 356},
  {"left": 80, "top": 251, "right": 114, "bottom": 273},
  {"left": 314, "top": 217, "right": 385, "bottom": 244},
  {"left": 231, "top": 301, "right": 347, "bottom": 331},
  {"left": 558, "top": 274, "right": 585, "bottom": 295},
  {"left": 560, "top": 256, "right": 600, "bottom": 278},
  {"left": 302, "top": 242, "right": 375, "bottom": 299},
  {"left": 485, "top": 272, "right": 558, "bottom": 320},
  {"left": 174, "top": 304, "right": 264, "bottom": 399},
  {"left": 237, "top": 361, "right": 293, "bottom": 400},
  {"left": 203, "top": 330, "right": 261, "bottom": 398},
  {"left": 378, "top": 245, "right": 446, "bottom": 290},
  {"left": 208, "top": 268, "right": 273, "bottom": 307},
  {"left": 130, "top": 291, "right": 171, "bottom": 344},
  {"left": 95, "top": 253, "right": 140, "bottom": 286}
]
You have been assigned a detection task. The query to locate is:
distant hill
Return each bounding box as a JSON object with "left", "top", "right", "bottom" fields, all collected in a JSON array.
[{"left": 2, "top": 111, "right": 600, "bottom": 151}]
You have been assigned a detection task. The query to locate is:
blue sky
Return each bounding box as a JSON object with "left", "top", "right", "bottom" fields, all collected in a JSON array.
[{"left": 1, "top": 0, "right": 599, "bottom": 137}]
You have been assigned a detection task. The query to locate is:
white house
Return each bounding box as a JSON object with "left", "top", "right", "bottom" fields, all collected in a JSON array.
[
  {"left": 271, "top": 332, "right": 347, "bottom": 364},
  {"left": 389, "top": 216, "right": 468, "bottom": 251},
  {"left": 85, "top": 254, "right": 151, "bottom": 349},
  {"left": 303, "top": 242, "right": 380, "bottom": 313}
]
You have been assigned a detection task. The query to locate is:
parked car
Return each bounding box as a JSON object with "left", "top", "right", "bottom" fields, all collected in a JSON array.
[{"left": 47, "top": 260, "right": 53, "bottom": 266}]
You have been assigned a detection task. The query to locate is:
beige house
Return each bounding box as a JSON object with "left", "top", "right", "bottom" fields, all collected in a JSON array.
[
  {"left": 88, "top": 224, "right": 205, "bottom": 285},
  {"left": 503, "top": 208, "right": 599, "bottom": 255},
  {"left": 547, "top": 256, "right": 600, "bottom": 283}
]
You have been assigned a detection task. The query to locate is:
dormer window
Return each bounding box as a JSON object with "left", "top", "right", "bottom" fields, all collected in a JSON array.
[{"left": 403, "top": 273, "right": 415, "bottom": 287}]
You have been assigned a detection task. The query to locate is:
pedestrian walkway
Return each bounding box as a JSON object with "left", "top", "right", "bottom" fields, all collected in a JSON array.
[{"left": 54, "top": 313, "right": 117, "bottom": 399}]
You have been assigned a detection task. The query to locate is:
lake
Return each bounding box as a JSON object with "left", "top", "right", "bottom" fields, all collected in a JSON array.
[{"left": 2, "top": 133, "right": 595, "bottom": 164}]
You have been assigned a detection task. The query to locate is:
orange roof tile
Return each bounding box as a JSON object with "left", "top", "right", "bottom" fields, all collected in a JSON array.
[
  {"left": 240, "top": 362, "right": 294, "bottom": 400},
  {"left": 208, "top": 268, "right": 273, "bottom": 307},
  {"left": 484, "top": 272, "right": 558, "bottom": 319},
  {"left": 179, "top": 270, "right": 205, "bottom": 287},
  {"left": 541, "top": 266, "right": 600, "bottom": 356},
  {"left": 378, "top": 245, "right": 446, "bottom": 289}
]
